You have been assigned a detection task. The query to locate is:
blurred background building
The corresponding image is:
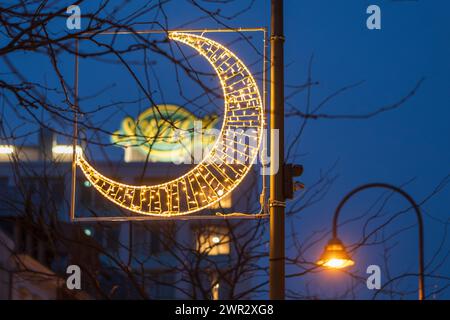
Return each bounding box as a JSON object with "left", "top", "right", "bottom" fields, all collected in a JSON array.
[{"left": 0, "top": 117, "right": 260, "bottom": 299}]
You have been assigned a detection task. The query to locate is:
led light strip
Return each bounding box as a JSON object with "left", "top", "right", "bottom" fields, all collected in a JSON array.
[{"left": 76, "top": 32, "right": 263, "bottom": 216}]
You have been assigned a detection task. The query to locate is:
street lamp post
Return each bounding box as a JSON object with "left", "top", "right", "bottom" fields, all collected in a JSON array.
[
  {"left": 317, "top": 183, "right": 425, "bottom": 300},
  {"left": 269, "top": 0, "right": 286, "bottom": 300}
]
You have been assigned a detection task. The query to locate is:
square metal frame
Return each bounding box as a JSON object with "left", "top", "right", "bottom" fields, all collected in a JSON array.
[{"left": 70, "top": 28, "right": 268, "bottom": 222}]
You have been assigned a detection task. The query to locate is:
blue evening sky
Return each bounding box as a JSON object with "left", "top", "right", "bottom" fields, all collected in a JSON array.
[{"left": 282, "top": 0, "right": 450, "bottom": 299}]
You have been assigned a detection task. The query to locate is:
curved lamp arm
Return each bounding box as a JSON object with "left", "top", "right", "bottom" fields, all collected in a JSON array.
[{"left": 332, "top": 183, "right": 425, "bottom": 300}]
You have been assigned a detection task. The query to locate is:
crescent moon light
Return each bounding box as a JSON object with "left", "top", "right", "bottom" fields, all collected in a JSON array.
[{"left": 76, "top": 32, "right": 263, "bottom": 216}]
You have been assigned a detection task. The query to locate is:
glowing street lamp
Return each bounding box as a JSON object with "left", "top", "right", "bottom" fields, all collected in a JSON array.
[
  {"left": 317, "top": 238, "right": 354, "bottom": 269},
  {"left": 317, "top": 182, "right": 425, "bottom": 300}
]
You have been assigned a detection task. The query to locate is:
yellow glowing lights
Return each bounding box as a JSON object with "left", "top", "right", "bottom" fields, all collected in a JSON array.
[
  {"left": 321, "top": 258, "right": 354, "bottom": 269},
  {"left": 317, "top": 238, "right": 355, "bottom": 269},
  {"left": 76, "top": 32, "right": 263, "bottom": 216}
]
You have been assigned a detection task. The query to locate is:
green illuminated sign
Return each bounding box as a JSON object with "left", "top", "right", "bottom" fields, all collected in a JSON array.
[{"left": 111, "top": 104, "right": 219, "bottom": 162}]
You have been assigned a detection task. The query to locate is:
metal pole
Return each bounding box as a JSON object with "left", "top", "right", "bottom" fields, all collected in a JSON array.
[
  {"left": 332, "top": 183, "right": 425, "bottom": 300},
  {"left": 269, "top": 0, "right": 285, "bottom": 300},
  {"left": 70, "top": 38, "right": 79, "bottom": 222}
]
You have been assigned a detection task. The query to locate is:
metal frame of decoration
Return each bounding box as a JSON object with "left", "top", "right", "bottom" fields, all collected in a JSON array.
[{"left": 70, "top": 28, "right": 268, "bottom": 221}]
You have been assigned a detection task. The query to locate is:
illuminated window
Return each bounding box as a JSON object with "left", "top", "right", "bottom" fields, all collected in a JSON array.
[
  {"left": 52, "top": 144, "right": 81, "bottom": 155},
  {"left": 210, "top": 194, "right": 232, "bottom": 209},
  {"left": 197, "top": 227, "right": 230, "bottom": 256},
  {"left": 212, "top": 281, "right": 220, "bottom": 300},
  {"left": 0, "top": 145, "right": 14, "bottom": 154}
]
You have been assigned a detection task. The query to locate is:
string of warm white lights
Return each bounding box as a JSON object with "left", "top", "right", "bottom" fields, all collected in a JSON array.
[{"left": 76, "top": 32, "right": 263, "bottom": 216}]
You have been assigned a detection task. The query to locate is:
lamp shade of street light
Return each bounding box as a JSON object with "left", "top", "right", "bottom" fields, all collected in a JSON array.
[{"left": 317, "top": 238, "right": 355, "bottom": 269}]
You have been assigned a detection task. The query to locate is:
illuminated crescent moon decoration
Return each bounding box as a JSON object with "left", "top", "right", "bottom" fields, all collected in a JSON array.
[{"left": 76, "top": 32, "right": 263, "bottom": 216}]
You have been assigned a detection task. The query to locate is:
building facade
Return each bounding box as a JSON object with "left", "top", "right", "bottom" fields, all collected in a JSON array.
[{"left": 0, "top": 127, "right": 261, "bottom": 299}]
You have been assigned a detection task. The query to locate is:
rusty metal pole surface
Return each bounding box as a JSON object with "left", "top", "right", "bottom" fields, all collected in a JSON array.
[{"left": 269, "top": 0, "right": 285, "bottom": 300}]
